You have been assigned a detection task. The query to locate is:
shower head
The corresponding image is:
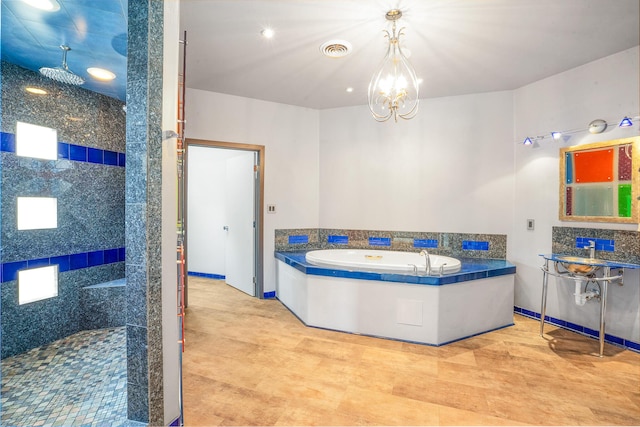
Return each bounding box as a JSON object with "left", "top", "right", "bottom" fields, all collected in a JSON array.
[{"left": 39, "top": 45, "right": 85, "bottom": 86}]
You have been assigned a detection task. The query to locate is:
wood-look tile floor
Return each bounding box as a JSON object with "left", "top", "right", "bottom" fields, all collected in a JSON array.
[{"left": 182, "top": 277, "right": 640, "bottom": 426}]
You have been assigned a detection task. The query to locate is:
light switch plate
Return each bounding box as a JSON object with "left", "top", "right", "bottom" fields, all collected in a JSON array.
[{"left": 527, "top": 219, "right": 535, "bottom": 230}]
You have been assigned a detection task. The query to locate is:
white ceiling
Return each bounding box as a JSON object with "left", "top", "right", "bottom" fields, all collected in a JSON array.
[{"left": 180, "top": 0, "right": 640, "bottom": 110}]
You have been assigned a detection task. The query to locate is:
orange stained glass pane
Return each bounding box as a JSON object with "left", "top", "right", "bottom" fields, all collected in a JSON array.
[{"left": 573, "top": 148, "right": 613, "bottom": 183}]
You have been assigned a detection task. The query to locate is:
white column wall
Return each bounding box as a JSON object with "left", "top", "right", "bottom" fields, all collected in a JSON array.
[
  {"left": 185, "top": 89, "right": 320, "bottom": 292},
  {"left": 318, "top": 91, "right": 515, "bottom": 234},
  {"left": 512, "top": 47, "right": 640, "bottom": 341},
  {"left": 161, "top": 0, "right": 181, "bottom": 424}
]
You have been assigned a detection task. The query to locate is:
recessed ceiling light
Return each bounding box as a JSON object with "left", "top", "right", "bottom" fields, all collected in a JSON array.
[
  {"left": 25, "top": 87, "right": 48, "bottom": 95},
  {"left": 261, "top": 28, "right": 275, "bottom": 39},
  {"left": 87, "top": 67, "right": 116, "bottom": 81},
  {"left": 346, "top": 87, "right": 354, "bottom": 93},
  {"left": 21, "top": 0, "right": 60, "bottom": 11}
]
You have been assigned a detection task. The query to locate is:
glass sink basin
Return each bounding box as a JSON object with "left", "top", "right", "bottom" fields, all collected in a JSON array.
[{"left": 554, "top": 255, "right": 605, "bottom": 275}]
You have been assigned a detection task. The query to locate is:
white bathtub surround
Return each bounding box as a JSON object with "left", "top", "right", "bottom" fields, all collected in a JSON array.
[
  {"left": 275, "top": 252, "right": 515, "bottom": 345},
  {"left": 305, "top": 249, "right": 461, "bottom": 275}
]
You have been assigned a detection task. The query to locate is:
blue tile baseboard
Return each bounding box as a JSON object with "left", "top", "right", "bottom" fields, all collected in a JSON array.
[
  {"left": 263, "top": 291, "right": 276, "bottom": 299},
  {"left": 1, "top": 247, "right": 126, "bottom": 283},
  {"left": 187, "top": 271, "right": 225, "bottom": 280},
  {"left": 514, "top": 306, "right": 640, "bottom": 354},
  {"left": 1, "top": 132, "right": 125, "bottom": 168}
]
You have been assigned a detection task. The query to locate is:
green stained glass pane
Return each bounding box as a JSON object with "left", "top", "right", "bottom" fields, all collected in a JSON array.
[{"left": 618, "top": 184, "right": 632, "bottom": 217}]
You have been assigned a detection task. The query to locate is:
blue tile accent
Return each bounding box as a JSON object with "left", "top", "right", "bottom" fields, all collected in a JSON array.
[
  {"left": 584, "top": 327, "right": 599, "bottom": 338},
  {"left": 187, "top": 271, "right": 225, "bottom": 280},
  {"left": 263, "top": 291, "right": 276, "bottom": 299},
  {"left": 58, "top": 142, "right": 70, "bottom": 160},
  {"left": 414, "top": 239, "right": 438, "bottom": 248},
  {"left": 1, "top": 248, "right": 126, "bottom": 282},
  {"left": 575, "top": 237, "right": 615, "bottom": 252},
  {"left": 2, "top": 261, "right": 28, "bottom": 282},
  {"left": 605, "top": 334, "right": 624, "bottom": 346},
  {"left": 104, "top": 249, "right": 119, "bottom": 264},
  {"left": 626, "top": 340, "right": 640, "bottom": 352},
  {"left": 462, "top": 240, "right": 490, "bottom": 251},
  {"left": 118, "top": 247, "right": 126, "bottom": 262},
  {"left": 104, "top": 150, "right": 119, "bottom": 166},
  {"left": 88, "top": 147, "right": 104, "bottom": 164},
  {"left": 50, "top": 255, "right": 71, "bottom": 272},
  {"left": 1, "top": 132, "right": 16, "bottom": 152},
  {"left": 169, "top": 417, "right": 181, "bottom": 427},
  {"left": 70, "top": 253, "right": 88, "bottom": 270},
  {"left": 27, "top": 258, "right": 50, "bottom": 268},
  {"left": 69, "top": 144, "right": 87, "bottom": 162},
  {"left": 565, "top": 321, "right": 583, "bottom": 333},
  {"left": 288, "top": 235, "right": 309, "bottom": 244},
  {"left": 369, "top": 237, "right": 391, "bottom": 247},
  {"left": 327, "top": 235, "right": 349, "bottom": 244},
  {"left": 0, "top": 133, "right": 125, "bottom": 168},
  {"left": 88, "top": 250, "right": 105, "bottom": 267}
]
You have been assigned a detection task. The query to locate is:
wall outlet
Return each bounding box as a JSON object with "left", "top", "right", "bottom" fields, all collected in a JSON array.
[
  {"left": 527, "top": 219, "right": 535, "bottom": 230},
  {"left": 267, "top": 204, "right": 276, "bottom": 214}
]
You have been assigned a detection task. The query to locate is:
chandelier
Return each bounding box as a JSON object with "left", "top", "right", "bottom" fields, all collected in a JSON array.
[{"left": 368, "top": 9, "right": 419, "bottom": 122}]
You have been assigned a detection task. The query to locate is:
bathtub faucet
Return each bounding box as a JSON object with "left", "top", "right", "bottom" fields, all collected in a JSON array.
[{"left": 419, "top": 250, "right": 431, "bottom": 275}]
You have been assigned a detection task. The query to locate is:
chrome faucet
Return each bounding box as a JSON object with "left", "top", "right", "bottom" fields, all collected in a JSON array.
[
  {"left": 585, "top": 240, "right": 596, "bottom": 258},
  {"left": 419, "top": 250, "right": 431, "bottom": 275}
]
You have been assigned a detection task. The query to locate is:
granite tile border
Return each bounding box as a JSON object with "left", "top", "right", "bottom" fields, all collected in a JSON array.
[
  {"left": 277, "top": 228, "right": 508, "bottom": 259},
  {"left": 552, "top": 226, "right": 639, "bottom": 264}
]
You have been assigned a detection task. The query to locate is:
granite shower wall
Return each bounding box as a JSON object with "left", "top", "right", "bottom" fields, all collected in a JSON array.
[{"left": 0, "top": 61, "right": 125, "bottom": 358}]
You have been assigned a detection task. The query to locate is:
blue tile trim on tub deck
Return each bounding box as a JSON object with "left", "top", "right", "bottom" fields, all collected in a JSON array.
[
  {"left": 1, "top": 132, "right": 125, "bottom": 168},
  {"left": 327, "top": 235, "right": 349, "bottom": 244},
  {"left": 1, "top": 247, "right": 126, "bottom": 283},
  {"left": 414, "top": 239, "right": 438, "bottom": 248},
  {"left": 462, "top": 240, "right": 490, "bottom": 251},
  {"left": 369, "top": 237, "right": 391, "bottom": 247},
  {"left": 514, "top": 306, "right": 639, "bottom": 354},
  {"left": 275, "top": 251, "right": 515, "bottom": 286},
  {"left": 288, "top": 235, "right": 309, "bottom": 244}
]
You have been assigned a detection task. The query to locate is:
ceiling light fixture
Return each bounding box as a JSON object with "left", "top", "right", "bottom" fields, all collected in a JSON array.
[
  {"left": 21, "top": 0, "right": 60, "bottom": 11},
  {"left": 551, "top": 131, "right": 562, "bottom": 140},
  {"left": 619, "top": 116, "right": 633, "bottom": 127},
  {"left": 87, "top": 67, "right": 116, "bottom": 81},
  {"left": 368, "top": 9, "right": 419, "bottom": 122},
  {"left": 261, "top": 28, "right": 274, "bottom": 39},
  {"left": 523, "top": 137, "right": 533, "bottom": 146}
]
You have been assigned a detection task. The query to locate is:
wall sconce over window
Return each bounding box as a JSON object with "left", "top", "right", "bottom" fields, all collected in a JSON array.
[
  {"left": 368, "top": 9, "right": 419, "bottom": 123},
  {"left": 16, "top": 121, "right": 57, "bottom": 160},
  {"left": 17, "top": 197, "right": 58, "bottom": 230}
]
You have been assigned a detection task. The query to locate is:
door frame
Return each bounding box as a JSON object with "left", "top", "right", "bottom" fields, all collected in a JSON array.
[{"left": 185, "top": 138, "right": 265, "bottom": 298}]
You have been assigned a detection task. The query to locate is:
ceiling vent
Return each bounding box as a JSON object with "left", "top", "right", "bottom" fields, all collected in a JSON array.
[{"left": 320, "top": 40, "right": 352, "bottom": 58}]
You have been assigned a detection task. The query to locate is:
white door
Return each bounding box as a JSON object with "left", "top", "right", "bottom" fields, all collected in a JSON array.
[{"left": 224, "top": 152, "right": 256, "bottom": 296}]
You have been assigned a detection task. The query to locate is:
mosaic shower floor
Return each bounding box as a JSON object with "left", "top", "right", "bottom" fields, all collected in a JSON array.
[{"left": 1, "top": 327, "right": 143, "bottom": 427}]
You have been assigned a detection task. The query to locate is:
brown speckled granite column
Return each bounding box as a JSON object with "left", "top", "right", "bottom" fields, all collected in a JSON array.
[{"left": 126, "top": 0, "right": 164, "bottom": 424}]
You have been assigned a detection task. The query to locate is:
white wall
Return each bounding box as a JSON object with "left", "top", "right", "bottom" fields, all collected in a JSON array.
[
  {"left": 161, "top": 0, "right": 181, "bottom": 424},
  {"left": 318, "top": 91, "right": 515, "bottom": 233},
  {"left": 185, "top": 89, "right": 320, "bottom": 292},
  {"left": 187, "top": 146, "right": 251, "bottom": 276},
  {"left": 512, "top": 46, "right": 640, "bottom": 342}
]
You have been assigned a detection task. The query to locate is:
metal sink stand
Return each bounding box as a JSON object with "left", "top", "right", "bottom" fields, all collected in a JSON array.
[{"left": 540, "top": 259, "right": 622, "bottom": 357}]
